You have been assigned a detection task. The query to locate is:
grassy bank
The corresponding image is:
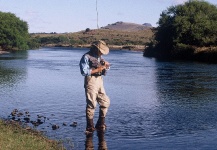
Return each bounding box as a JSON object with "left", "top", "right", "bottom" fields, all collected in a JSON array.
[{"left": 0, "top": 120, "right": 64, "bottom": 150}]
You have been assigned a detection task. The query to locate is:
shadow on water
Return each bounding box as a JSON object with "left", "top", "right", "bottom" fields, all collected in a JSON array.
[{"left": 153, "top": 61, "right": 217, "bottom": 136}]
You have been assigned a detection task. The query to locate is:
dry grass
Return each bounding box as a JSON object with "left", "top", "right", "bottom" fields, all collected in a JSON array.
[
  {"left": 194, "top": 46, "right": 217, "bottom": 53},
  {"left": 31, "top": 28, "right": 154, "bottom": 50},
  {"left": 71, "top": 29, "right": 153, "bottom": 44},
  {"left": 0, "top": 120, "right": 64, "bottom": 150}
]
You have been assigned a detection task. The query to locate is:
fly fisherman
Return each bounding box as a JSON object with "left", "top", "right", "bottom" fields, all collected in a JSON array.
[{"left": 79, "top": 40, "right": 110, "bottom": 133}]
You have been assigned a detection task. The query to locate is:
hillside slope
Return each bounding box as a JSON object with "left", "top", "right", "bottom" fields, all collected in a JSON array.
[
  {"left": 30, "top": 22, "right": 154, "bottom": 50},
  {"left": 101, "top": 21, "right": 152, "bottom": 31}
]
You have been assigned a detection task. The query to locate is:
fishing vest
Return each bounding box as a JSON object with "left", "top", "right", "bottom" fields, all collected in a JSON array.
[{"left": 85, "top": 52, "right": 106, "bottom": 76}]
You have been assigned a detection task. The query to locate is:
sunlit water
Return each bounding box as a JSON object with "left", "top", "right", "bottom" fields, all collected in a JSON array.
[{"left": 1, "top": 48, "right": 217, "bottom": 149}]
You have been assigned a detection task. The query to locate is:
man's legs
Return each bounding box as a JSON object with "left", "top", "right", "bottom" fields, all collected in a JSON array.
[
  {"left": 95, "top": 83, "right": 110, "bottom": 130},
  {"left": 85, "top": 76, "right": 110, "bottom": 131},
  {"left": 85, "top": 87, "right": 97, "bottom": 132}
]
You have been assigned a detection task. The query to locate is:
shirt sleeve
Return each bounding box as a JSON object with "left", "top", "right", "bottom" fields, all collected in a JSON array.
[{"left": 79, "top": 55, "right": 91, "bottom": 76}]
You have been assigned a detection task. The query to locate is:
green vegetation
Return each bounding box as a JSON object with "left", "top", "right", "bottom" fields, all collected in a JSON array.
[
  {"left": 0, "top": 120, "right": 64, "bottom": 150},
  {"left": 0, "top": 12, "right": 30, "bottom": 51},
  {"left": 144, "top": 0, "right": 217, "bottom": 62}
]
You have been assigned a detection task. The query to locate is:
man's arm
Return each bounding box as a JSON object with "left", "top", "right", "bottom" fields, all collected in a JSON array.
[
  {"left": 91, "top": 66, "right": 106, "bottom": 74},
  {"left": 79, "top": 55, "right": 91, "bottom": 76},
  {"left": 79, "top": 55, "right": 106, "bottom": 76}
]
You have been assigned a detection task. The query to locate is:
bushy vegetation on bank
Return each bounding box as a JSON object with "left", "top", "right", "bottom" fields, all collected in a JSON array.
[
  {"left": 0, "top": 12, "right": 28, "bottom": 51},
  {"left": 0, "top": 11, "right": 40, "bottom": 51},
  {"left": 144, "top": 0, "right": 217, "bottom": 63}
]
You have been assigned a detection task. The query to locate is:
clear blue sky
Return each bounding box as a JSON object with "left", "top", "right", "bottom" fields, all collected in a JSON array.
[{"left": 0, "top": 0, "right": 216, "bottom": 33}]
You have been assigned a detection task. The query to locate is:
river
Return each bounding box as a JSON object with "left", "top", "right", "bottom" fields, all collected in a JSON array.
[{"left": 1, "top": 47, "right": 217, "bottom": 150}]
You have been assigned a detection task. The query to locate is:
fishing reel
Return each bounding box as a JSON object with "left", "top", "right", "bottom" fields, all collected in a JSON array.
[
  {"left": 100, "top": 60, "right": 110, "bottom": 69},
  {"left": 100, "top": 60, "right": 105, "bottom": 66},
  {"left": 100, "top": 60, "right": 106, "bottom": 75},
  {"left": 100, "top": 60, "right": 110, "bottom": 75}
]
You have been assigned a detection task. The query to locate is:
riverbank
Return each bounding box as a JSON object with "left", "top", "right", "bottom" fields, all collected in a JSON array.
[
  {"left": 144, "top": 46, "right": 217, "bottom": 63},
  {"left": 42, "top": 44, "right": 145, "bottom": 51},
  {"left": 2, "top": 45, "right": 217, "bottom": 63},
  {"left": 0, "top": 50, "right": 10, "bottom": 54},
  {"left": 0, "top": 119, "right": 64, "bottom": 150}
]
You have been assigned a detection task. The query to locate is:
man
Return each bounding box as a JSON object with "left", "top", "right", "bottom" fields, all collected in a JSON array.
[{"left": 79, "top": 40, "right": 110, "bottom": 133}]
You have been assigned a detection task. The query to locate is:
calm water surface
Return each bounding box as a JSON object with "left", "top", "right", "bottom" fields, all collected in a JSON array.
[{"left": 1, "top": 48, "right": 217, "bottom": 149}]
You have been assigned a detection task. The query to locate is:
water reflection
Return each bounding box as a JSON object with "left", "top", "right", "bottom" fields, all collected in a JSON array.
[
  {"left": 0, "top": 51, "right": 28, "bottom": 88},
  {"left": 85, "top": 131, "right": 107, "bottom": 150},
  {"left": 0, "top": 50, "right": 28, "bottom": 60},
  {"left": 97, "top": 131, "right": 107, "bottom": 150}
]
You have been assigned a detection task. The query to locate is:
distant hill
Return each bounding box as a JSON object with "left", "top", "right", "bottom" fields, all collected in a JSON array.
[{"left": 101, "top": 21, "right": 152, "bottom": 31}]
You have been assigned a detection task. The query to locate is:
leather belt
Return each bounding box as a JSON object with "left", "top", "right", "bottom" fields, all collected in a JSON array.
[{"left": 91, "top": 75, "right": 101, "bottom": 77}]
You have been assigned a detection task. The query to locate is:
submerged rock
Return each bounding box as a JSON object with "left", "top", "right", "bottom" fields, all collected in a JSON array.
[
  {"left": 52, "top": 124, "right": 59, "bottom": 130},
  {"left": 24, "top": 117, "right": 30, "bottom": 123},
  {"left": 70, "top": 122, "right": 77, "bottom": 127}
]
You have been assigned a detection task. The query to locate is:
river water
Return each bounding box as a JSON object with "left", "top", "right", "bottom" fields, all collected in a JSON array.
[{"left": 1, "top": 47, "right": 217, "bottom": 150}]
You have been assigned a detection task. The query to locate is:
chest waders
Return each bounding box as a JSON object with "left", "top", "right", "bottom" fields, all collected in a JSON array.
[{"left": 84, "top": 53, "right": 110, "bottom": 133}]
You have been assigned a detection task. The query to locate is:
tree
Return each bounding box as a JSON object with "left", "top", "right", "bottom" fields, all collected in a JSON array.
[
  {"left": 0, "top": 11, "right": 29, "bottom": 51},
  {"left": 146, "top": 0, "right": 217, "bottom": 58},
  {"left": 85, "top": 28, "right": 91, "bottom": 32}
]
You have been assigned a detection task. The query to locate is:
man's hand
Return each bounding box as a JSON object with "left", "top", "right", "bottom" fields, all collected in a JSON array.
[
  {"left": 97, "top": 66, "right": 106, "bottom": 72},
  {"left": 104, "top": 61, "right": 110, "bottom": 69}
]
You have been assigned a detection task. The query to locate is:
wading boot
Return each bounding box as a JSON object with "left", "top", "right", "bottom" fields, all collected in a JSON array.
[
  {"left": 86, "top": 118, "right": 95, "bottom": 133},
  {"left": 95, "top": 117, "right": 106, "bottom": 131}
]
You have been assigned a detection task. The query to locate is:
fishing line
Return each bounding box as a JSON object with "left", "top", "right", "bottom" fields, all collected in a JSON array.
[{"left": 96, "top": 0, "right": 99, "bottom": 29}]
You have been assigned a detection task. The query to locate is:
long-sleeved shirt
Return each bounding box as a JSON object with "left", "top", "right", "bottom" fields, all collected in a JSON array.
[{"left": 79, "top": 52, "right": 100, "bottom": 76}]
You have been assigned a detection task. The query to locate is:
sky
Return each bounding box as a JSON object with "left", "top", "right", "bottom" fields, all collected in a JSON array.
[{"left": 0, "top": 0, "right": 216, "bottom": 33}]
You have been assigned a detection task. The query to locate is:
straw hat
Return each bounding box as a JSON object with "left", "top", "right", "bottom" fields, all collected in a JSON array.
[{"left": 92, "top": 40, "right": 109, "bottom": 55}]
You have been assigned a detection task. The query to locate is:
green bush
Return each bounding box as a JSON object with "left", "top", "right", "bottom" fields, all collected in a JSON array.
[
  {"left": 0, "top": 11, "right": 29, "bottom": 51},
  {"left": 146, "top": 0, "right": 217, "bottom": 58}
]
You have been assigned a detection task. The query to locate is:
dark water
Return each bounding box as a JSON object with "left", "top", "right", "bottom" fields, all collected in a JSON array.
[{"left": 1, "top": 48, "right": 217, "bottom": 150}]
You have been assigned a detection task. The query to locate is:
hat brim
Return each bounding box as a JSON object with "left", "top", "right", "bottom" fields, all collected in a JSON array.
[{"left": 92, "top": 44, "right": 109, "bottom": 55}]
